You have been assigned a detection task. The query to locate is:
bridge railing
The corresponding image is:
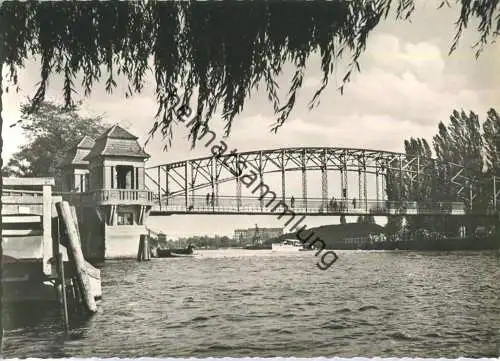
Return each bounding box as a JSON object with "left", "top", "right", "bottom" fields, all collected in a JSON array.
[{"left": 153, "top": 195, "right": 467, "bottom": 215}]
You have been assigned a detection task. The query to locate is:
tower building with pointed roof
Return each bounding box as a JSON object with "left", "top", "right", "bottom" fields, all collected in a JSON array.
[
  {"left": 61, "top": 124, "right": 154, "bottom": 261},
  {"left": 59, "top": 136, "right": 95, "bottom": 192}
]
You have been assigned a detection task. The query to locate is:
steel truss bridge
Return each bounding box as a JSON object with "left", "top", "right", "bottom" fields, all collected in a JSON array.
[{"left": 145, "top": 147, "right": 500, "bottom": 217}]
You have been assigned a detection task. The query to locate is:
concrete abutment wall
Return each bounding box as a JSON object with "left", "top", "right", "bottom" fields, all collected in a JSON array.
[{"left": 73, "top": 203, "right": 149, "bottom": 261}]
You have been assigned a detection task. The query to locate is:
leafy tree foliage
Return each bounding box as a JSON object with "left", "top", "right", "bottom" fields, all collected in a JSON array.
[
  {"left": 434, "top": 110, "right": 488, "bottom": 234},
  {"left": 434, "top": 110, "right": 483, "bottom": 173},
  {"left": 2, "top": 101, "right": 108, "bottom": 189},
  {"left": 384, "top": 157, "right": 405, "bottom": 233},
  {"left": 482, "top": 108, "right": 500, "bottom": 175},
  {"left": 401, "top": 137, "right": 435, "bottom": 231},
  {"left": 176, "top": 234, "right": 234, "bottom": 249},
  {"left": 386, "top": 108, "right": 499, "bottom": 235}
]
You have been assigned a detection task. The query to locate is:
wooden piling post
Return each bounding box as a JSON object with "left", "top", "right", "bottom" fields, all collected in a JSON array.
[
  {"left": 56, "top": 252, "right": 70, "bottom": 334},
  {"left": 70, "top": 205, "right": 82, "bottom": 247},
  {"left": 72, "top": 278, "right": 82, "bottom": 313},
  {"left": 147, "top": 233, "right": 152, "bottom": 260},
  {"left": 144, "top": 234, "right": 151, "bottom": 260},
  {"left": 67, "top": 278, "right": 76, "bottom": 313},
  {"left": 53, "top": 210, "right": 69, "bottom": 332},
  {"left": 56, "top": 201, "right": 97, "bottom": 313},
  {"left": 147, "top": 230, "right": 152, "bottom": 260},
  {"left": 137, "top": 235, "right": 145, "bottom": 261},
  {"left": 42, "top": 183, "right": 53, "bottom": 276}
]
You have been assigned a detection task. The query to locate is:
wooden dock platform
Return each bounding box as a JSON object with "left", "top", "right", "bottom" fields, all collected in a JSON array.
[{"left": 2, "top": 177, "right": 102, "bottom": 331}]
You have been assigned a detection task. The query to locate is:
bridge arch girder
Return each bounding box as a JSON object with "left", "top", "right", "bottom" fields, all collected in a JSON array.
[{"left": 145, "top": 146, "right": 485, "bottom": 206}]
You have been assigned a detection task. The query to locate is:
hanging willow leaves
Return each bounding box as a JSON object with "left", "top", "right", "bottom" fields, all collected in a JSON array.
[{"left": 1, "top": 0, "right": 498, "bottom": 148}]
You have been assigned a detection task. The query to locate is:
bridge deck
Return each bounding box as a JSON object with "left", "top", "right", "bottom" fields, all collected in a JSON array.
[{"left": 150, "top": 196, "right": 473, "bottom": 216}]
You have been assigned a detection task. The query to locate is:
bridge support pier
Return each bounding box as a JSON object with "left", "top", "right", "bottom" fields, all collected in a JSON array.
[{"left": 137, "top": 234, "right": 151, "bottom": 261}]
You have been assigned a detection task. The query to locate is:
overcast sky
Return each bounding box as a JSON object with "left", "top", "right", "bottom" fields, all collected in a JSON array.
[{"left": 2, "top": 2, "right": 499, "bottom": 238}]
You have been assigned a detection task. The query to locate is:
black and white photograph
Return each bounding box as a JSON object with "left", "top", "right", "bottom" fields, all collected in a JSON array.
[{"left": 0, "top": 0, "right": 499, "bottom": 359}]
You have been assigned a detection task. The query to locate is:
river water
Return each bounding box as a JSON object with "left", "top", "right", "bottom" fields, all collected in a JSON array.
[{"left": 2, "top": 249, "right": 499, "bottom": 358}]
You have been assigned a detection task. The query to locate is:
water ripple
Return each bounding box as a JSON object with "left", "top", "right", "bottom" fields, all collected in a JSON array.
[{"left": 3, "top": 249, "right": 499, "bottom": 358}]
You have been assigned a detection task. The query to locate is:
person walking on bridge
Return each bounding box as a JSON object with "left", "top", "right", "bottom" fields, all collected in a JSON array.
[
  {"left": 331, "top": 197, "right": 337, "bottom": 212},
  {"left": 291, "top": 196, "right": 295, "bottom": 209}
]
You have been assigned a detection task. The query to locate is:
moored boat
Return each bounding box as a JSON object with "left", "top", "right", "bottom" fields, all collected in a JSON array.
[
  {"left": 157, "top": 244, "right": 194, "bottom": 258},
  {"left": 245, "top": 244, "right": 272, "bottom": 250},
  {"left": 272, "top": 239, "right": 305, "bottom": 252}
]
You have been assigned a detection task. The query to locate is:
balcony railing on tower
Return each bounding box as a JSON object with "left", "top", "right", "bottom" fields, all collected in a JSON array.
[{"left": 56, "top": 189, "right": 154, "bottom": 205}]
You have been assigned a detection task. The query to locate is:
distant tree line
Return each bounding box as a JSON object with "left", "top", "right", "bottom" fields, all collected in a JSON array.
[
  {"left": 177, "top": 235, "right": 235, "bottom": 249},
  {"left": 385, "top": 108, "right": 500, "bottom": 236},
  {"left": 148, "top": 233, "right": 236, "bottom": 250}
]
